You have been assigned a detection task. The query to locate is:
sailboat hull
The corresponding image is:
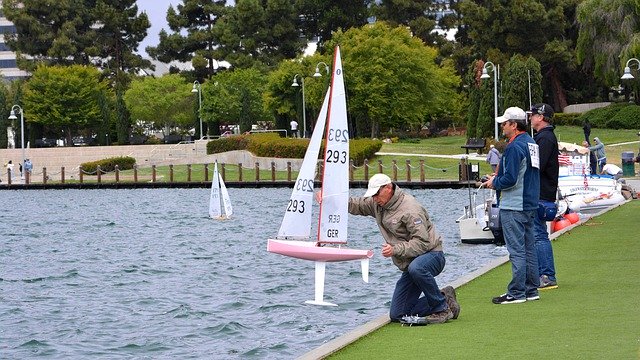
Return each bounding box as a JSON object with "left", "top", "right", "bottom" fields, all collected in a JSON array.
[{"left": 267, "top": 239, "right": 373, "bottom": 262}]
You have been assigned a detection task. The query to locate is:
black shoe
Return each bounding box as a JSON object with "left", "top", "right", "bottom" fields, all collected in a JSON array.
[
  {"left": 492, "top": 293, "right": 525, "bottom": 304},
  {"left": 441, "top": 286, "right": 460, "bottom": 319}
]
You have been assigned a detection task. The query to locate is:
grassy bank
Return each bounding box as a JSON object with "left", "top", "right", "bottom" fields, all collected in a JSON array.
[{"left": 329, "top": 200, "right": 640, "bottom": 359}]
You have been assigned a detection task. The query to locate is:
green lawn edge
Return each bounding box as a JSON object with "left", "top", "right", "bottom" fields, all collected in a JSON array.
[{"left": 328, "top": 200, "right": 640, "bottom": 360}]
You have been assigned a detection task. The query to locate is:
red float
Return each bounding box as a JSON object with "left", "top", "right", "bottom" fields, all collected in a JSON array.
[
  {"left": 553, "top": 218, "right": 572, "bottom": 232},
  {"left": 563, "top": 212, "right": 580, "bottom": 224}
]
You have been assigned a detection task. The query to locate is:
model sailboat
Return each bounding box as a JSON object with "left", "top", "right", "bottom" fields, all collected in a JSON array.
[
  {"left": 267, "top": 46, "right": 373, "bottom": 306},
  {"left": 209, "top": 161, "right": 233, "bottom": 220}
]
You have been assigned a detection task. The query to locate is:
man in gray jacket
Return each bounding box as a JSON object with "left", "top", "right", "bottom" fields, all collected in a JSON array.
[{"left": 348, "top": 174, "right": 459, "bottom": 324}]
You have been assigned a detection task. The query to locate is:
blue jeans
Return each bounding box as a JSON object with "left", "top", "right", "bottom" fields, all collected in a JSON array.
[
  {"left": 535, "top": 210, "right": 556, "bottom": 282},
  {"left": 389, "top": 251, "right": 446, "bottom": 321},
  {"left": 500, "top": 209, "right": 539, "bottom": 299},
  {"left": 597, "top": 158, "right": 607, "bottom": 173}
]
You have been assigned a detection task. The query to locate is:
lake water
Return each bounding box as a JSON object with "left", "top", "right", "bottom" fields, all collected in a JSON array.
[{"left": 0, "top": 187, "right": 499, "bottom": 359}]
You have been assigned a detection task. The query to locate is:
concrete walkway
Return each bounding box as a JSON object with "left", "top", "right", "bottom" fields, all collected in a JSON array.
[{"left": 0, "top": 143, "right": 303, "bottom": 182}]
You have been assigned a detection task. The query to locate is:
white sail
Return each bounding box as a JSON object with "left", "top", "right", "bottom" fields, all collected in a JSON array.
[
  {"left": 318, "top": 47, "right": 349, "bottom": 245},
  {"left": 276, "top": 89, "right": 331, "bottom": 239},
  {"left": 209, "top": 162, "right": 229, "bottom": 219},
  {"left": 220, "top": 173, "right": 233, "bottom": 217}
]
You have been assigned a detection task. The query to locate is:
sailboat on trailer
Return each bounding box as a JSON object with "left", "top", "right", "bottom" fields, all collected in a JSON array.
[
  {"left": 267, "top": 46, "right": 373, "bottom": 306},
  {"left": 209, "top": 161, "right": 233, "bottom": 220}
]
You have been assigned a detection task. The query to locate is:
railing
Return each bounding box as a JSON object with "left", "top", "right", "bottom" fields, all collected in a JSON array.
[{"left": 1, "top": 158, "right": 482, "bottom": 187}]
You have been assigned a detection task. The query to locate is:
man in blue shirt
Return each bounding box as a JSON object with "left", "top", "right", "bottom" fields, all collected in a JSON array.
[{"left": 486, "top": 107, "right": 541, "bottom": 304}]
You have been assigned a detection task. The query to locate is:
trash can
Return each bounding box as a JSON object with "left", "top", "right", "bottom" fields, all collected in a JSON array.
[
  {"left": 459, "top": 162, "right": 480, "bottom": 181},
  {"left": 621, "top": 151, "right": 635, "bottom": 176}
]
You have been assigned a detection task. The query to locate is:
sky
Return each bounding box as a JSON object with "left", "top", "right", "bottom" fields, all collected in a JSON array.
[{"left": 136, "top": 0, "right": 182, "bottom": 57}]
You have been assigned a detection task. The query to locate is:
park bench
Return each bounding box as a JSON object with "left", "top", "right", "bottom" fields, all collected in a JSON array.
[{"left": 461, "top": 138, "right": 486, "bottom": 154}]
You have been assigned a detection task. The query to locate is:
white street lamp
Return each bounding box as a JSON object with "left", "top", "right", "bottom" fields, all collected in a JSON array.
[
  {"left": 292, "top": 74, "right": 306, "bottom": 138},
  {"left": 621, "top": 58, "right": 640, "bottom": 80},
  {"left": 313, "top": 62, "right": 330, "bottom": 77},
  {"left": 481, "top": 61, "right": 499, "bottom": 141},
  {"left": 8, "top": 105, "right": 26, "bottom": 181},
  {"left": 192, "top": 80, "right": 203, "bottom": 139}
]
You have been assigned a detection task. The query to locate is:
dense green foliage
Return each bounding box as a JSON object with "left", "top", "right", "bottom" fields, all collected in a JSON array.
[
  {"left": 575, "top": 103, "right": 640, "bottom": 129},
  {"left": 552, "top": 112, "right": 582, "bottom": 126},
  {"left": 123, "top": 75, "right": 194, "bottom": 135},
  {"left": 206, "top": 133, "right": 382, "bottom": 166},
  {"left": 502, "top": 55, "right": 543, "bottom": 110},
  {"left": 327, "top": 22, "right": 462, "bottom": 138},
  {"left": 23, "top": 65, "right": 112, "bottom": 145},
  {"left": 202, "top": 68, "right": 271, "bottom": 134},
  {"left": 80, "top": 156, "right": 136, "bottom": 174}
]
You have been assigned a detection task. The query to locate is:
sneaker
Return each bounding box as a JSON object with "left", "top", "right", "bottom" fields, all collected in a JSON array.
[
  {"left": 400, "top": 315, "right": 428, "bottom": 326},
  {"left": 492, "top": 293, "right": 526, "bottom": 304},
  {"left": 441, "top": 286, "right": 461, "bottom": 319},
  {"left": 425, "top": 308, "right": 453, "bottom": 324},
  {"left": 526, "top": 294, "right": 540, "bottom": 301},
  {"left": 538, "top": 275, "right": 558, "bottom": 290}
]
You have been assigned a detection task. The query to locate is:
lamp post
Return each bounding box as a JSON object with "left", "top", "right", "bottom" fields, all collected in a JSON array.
[
  {"left": 621, "top": 58, "right": 640, "bottom": 80},
  {"left": 480, "top": 61, "right": 499, "bottom": 141},
  {"left": 291, "top": 74, "right": 306, "bottom": 137},
  {"left": 313, "top": 61, "right": 330, "bottom": 77},
  {"left": 192, "top": 80, "right": 203, "bottom": 139},
  {"left": 8, "top": 105, "right": 26, "bottom": 181}
]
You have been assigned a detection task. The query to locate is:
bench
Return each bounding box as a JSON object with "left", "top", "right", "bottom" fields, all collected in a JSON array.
[{"left": 461, "top": 138, "right": 486, "bottom": 154}]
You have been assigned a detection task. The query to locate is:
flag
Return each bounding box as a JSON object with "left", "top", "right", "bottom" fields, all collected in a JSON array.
[{"left": 558, "top": 154, "right": 572, "bottom": 166}]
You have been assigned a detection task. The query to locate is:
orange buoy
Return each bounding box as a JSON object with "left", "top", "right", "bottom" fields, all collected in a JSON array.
[
  {"left": 553, "top": 218, "right": 572, "bottom": 232},
  {"left": 563, "top": 212, "right": 580, "bottom": 224}
]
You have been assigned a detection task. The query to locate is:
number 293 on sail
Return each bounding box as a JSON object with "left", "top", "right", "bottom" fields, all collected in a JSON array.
[{"left": 295, "top": 178, "right": 314, "bottom": 192}]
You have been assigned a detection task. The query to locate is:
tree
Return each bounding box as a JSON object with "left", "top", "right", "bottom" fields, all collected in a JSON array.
[
  {"left": 502, "top": 55, "right": 542, "bottom": 111},
  {"left": 202, "top": 68, "right": 271, "bottom": 134},
  {"left": 296, "top": 0, "right": 371, "bottom": 49},
  {"left": 263, "top": 55, "right": 331, "bottom": 136},
  {"left": 147, "top": 0, "right": 227, "bottom": 79},
  {"left": 123, "top": 74, "right": 194, "bottom": 136},
  {"left": 2, "top": 0, "right": 96, "bottom": 68},
  {"left": 3, "top": 0, "right": 152, "bottom": 144},
  {"left": 23, "top": 65, "right": 111, "bottom": 146},
  {"left": 212, "top": 0, "right": 306, "bottom": 70},
  {"left": 327, "top": 22, "right": 462, "bottom": 138},
  {"left": 576, "top": 0, "right": 640, "bottom": 103},
  {"left": 458, "top": 0, "right": 580, "bottom": 110},
  {"left": 465, "top": 60, "right": 484, "bottom": 138}
]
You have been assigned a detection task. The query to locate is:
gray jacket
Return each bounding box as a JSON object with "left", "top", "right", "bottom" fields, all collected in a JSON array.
[
  {"left": 348, "top": 186, "right": 442, "bottom": 271},
  {"left": 589, "top": 137, "right": 606, "bottom": 160}
]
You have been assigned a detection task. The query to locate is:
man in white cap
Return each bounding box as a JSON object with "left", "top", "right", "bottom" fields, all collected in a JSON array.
[
  {"left": 348, "top": 173, "right": 459, "bottom": 324},
  {"left": 486, "top": 106, "right": 540, "bottom": 304}
]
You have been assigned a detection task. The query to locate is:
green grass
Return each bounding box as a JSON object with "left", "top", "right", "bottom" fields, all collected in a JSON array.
[{"left": 328, "top": 200, "right": 640, "bottom": 359}]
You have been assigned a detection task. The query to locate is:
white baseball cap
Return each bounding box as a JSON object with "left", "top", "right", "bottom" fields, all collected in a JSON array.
[
  {"left": 496, "top": 107, "right": 527, "bottom": 124},
  {"left": 363, "top": 173, "right": 392, "bottom": 197}
]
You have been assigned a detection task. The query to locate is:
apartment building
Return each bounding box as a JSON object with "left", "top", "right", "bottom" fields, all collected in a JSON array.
[{"left": 0, "top": 4, "right": 29, "bottom": 80}]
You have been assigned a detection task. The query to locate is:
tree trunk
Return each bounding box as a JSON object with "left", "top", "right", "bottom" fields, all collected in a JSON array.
[{"left": 549, "top": 66, "right": 568, "bottom": 111}]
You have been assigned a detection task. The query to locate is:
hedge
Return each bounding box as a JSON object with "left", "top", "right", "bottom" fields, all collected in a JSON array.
[
  {"left": 206, "top": 133, "right": 382, "bottom": 166},
  {"left": 80, "top": 156, "right": 136, "bottom": 174},
  {"left": 575, "top": 103, "right": 639, "bottom": 128}
]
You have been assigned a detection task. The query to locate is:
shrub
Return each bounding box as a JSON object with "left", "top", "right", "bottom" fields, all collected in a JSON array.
[
  {"left": 207, "top": 134, "right": 250, "bottom": 154},
  {"left": 577, "top": 103, "right": 629, "bottom": 128},
  {"left": 81, "top": 156, "right": 136, "bottom": 174},
  {"left": 205, "top": 133, "right": 382, "bottom": 166},
  {"left": 605, "top": 104, "right": 640, "bottom": 129},
  {"left": 553, "top": 113, "right": 582, "bottom": 126}
]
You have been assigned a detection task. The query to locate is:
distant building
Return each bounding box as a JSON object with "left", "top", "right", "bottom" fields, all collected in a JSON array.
[{"left": 0, "top": 4, "right": 30, "bottom": 80}]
